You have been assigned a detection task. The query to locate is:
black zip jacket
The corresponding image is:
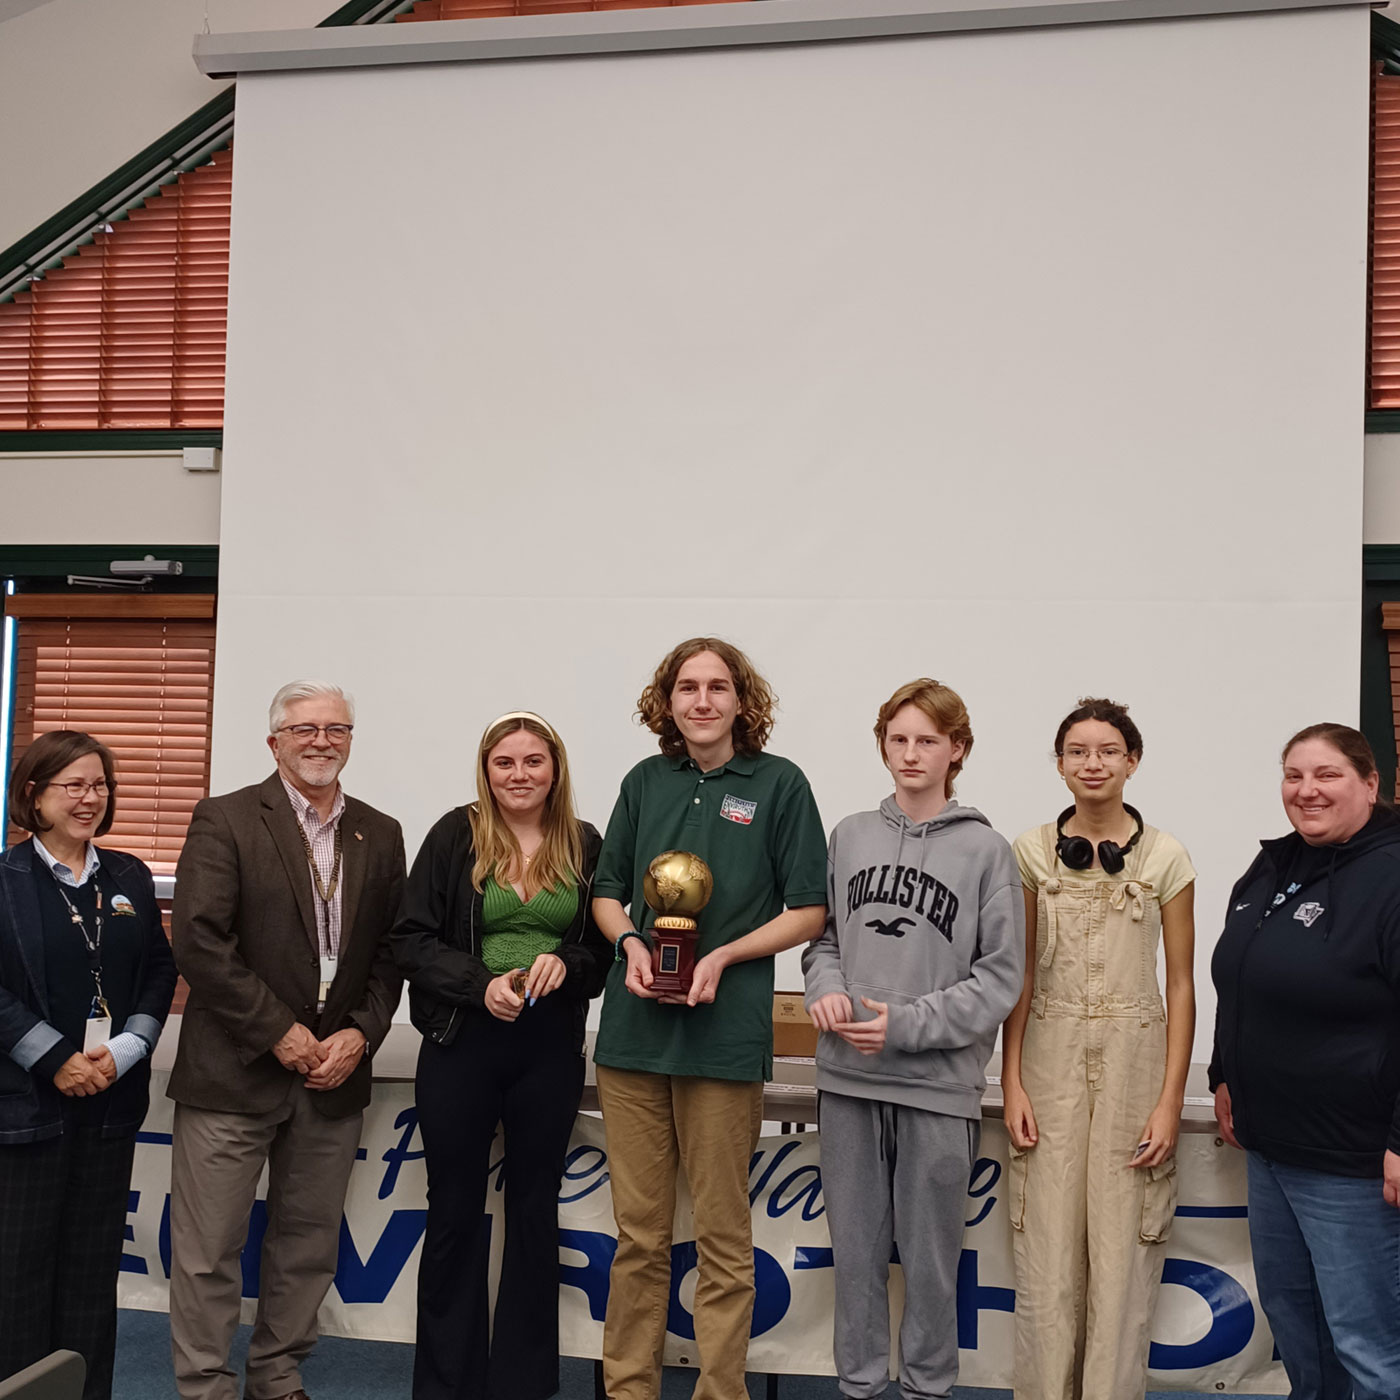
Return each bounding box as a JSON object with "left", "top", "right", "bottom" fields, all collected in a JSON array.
[
  {"left": 387, "top": 806, "right": 608, "bottom": 1051},
  {"left": 1210, "top": 808, "right": 1400, "bottom": 1178}
]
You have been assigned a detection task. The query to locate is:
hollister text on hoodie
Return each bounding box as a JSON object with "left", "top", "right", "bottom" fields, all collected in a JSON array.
[{"left": 803, "top": 797, "right": 1025, "bottom": 1119}]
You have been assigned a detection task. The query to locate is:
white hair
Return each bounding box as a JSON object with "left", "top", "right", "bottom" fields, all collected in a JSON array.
[{"left": 268, "top": 680, "right": 356, "bottom": 734}]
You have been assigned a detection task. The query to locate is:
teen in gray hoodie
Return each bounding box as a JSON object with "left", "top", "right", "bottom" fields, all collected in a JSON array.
[{"left": 803, "top": 679, "right": 1024, "bottom": 1400}]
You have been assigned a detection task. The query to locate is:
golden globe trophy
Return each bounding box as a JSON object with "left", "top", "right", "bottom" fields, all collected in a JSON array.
[{"left": 643, "top": 850, "right": 714, "bottom": 997}]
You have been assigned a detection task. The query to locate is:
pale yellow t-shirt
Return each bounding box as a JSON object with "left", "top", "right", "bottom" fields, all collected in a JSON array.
[{"left": 1014, "top": 822, "right": 1196, "bottom": 906}]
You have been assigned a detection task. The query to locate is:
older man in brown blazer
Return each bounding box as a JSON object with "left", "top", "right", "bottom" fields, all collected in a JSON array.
[{"left": 168, "top": 680, "right": 404, "bottom": 1400}]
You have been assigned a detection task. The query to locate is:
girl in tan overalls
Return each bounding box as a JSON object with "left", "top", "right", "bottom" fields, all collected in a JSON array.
[{"left": 1001, "top": 698, "right": 1196, "bottom": 1400}]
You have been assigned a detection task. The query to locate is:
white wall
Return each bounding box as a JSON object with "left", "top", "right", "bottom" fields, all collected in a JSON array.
[
  {"left": 211, "top": 7, "right": 1370, "bottom": 1057},
  {"left": 0, "top": 453, "right": 220, "bottom": 543},
  {"left": 0, "top": 0, "right": 328, "bottom": 253},
  {"left": 1365, "top": 432, "right": 1400, "bottom": 543}
]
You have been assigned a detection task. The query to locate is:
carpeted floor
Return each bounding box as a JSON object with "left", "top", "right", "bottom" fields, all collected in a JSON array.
[{"left": 113, "top": 1309, "right": 1282, "bottom": 1400}]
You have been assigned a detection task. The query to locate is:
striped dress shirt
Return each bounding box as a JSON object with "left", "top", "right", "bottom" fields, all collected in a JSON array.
[{"left": 280, "top": 776, "right": 346, "bottom": 961}]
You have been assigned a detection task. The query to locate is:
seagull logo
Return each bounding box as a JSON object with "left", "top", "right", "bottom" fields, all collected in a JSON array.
[{"left": 866, "top": 916, "right": 915, "bottom": 938}]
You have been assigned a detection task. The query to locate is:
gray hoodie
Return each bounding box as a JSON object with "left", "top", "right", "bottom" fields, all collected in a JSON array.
[{"left": 802, "top": 797, "right": 1025, "bottom": 1118}]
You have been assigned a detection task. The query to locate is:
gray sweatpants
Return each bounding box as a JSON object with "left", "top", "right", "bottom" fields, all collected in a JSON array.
[{"left": 820, "top": 1091, "right": 979, "bottom": 1400}]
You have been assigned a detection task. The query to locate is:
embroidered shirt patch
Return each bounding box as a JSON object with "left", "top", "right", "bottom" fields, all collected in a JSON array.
[{"left": 720, "top": 794, "right": 757, "bottom": 825}]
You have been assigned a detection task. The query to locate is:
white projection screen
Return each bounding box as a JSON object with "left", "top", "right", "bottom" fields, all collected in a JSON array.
[{"left": 213, "top": 2, "right": 1370, "bottom": 1052}]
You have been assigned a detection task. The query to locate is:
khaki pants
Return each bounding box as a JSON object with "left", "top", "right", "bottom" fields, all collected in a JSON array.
[
  {"left": 169, "top": 1094, "right": 363, "bottom": 1400},
  {"left": 595, "top": 1065, "right": 763, "bottom": 1400}
]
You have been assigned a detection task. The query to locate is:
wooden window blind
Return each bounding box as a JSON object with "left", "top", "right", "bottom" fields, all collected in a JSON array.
[
  {"left": 0, "top": 150, "right": 231, "bottom": 431},
  {"left": 1384, "top": 601, "right": 1400, "bottom": 797},
  {"left": 398, "top": 0, "right": 748, "bottom": 19},
  {"left": 5, "top": 602, "right": 216, "bottom": 874},
  {"left": 1371, "top": 67, "right": 1400, "bottom": 409}
]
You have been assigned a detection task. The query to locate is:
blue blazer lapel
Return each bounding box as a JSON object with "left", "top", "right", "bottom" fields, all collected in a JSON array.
[{"left": 0, "top": 841, "right": 49, "bottom": 1010}]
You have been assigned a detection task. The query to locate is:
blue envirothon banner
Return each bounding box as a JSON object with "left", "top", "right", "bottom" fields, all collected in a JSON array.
[{"left": 119, "top": 1074, "right": 1285, "bottom": 1392}]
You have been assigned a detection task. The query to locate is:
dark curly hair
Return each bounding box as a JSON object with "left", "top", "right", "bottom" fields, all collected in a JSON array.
[
  {"left": 637, "top": 637, "right": 776, "bottom": 757},
  {"left": 1053, "top": 697, "right": 1143, "bottom": 759}
]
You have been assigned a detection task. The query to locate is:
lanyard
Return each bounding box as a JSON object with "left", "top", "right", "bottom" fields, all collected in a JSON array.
[
  {"left": 48, "top": 867, "right": 109, "bottom": 1017},
  {"left": 296, "top": 817, "right": 343, "bottom": 958}
]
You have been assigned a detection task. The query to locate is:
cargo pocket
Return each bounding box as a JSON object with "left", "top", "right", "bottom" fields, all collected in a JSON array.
[
  {"left": 1138, "top": 1157, "right": 1178, "bottom": 1243},
  {"left": 1007, "top": 1142, "right": 1029, "bottom": 1232}
]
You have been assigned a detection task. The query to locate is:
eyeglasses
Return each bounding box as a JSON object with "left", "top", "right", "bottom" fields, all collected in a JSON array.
[
  {"left": 277, "top": 724, "right": 354, "bottom": 744},
  {"left": 49, "top": 780, "right": 109, "bottom": 799},
  {"left": 1062, "top": 746, "right": 1126, "bottom": 764}
]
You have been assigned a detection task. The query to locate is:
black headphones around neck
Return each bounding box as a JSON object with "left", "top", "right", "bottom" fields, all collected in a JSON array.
[{"left": 1055, "top": 804, "right": 1144, "bottom": 875}]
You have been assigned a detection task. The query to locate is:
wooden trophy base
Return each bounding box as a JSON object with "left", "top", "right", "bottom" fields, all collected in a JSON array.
[{"left": 650, "top": 919, "right": 699, "bottom": 997}]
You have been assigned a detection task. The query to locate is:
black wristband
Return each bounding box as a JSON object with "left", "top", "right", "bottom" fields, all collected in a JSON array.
[{"left": 614, "top": 929, "right": 649, "bottom": 961}]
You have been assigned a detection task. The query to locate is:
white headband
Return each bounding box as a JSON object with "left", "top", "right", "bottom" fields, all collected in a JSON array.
[{"left": 486, "top": 710, "right": 558, "bottom": 742}]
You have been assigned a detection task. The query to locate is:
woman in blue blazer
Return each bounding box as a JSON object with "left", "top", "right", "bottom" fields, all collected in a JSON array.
[{"left": 0, "top": 730, "right": 176, "bottom": 1400}]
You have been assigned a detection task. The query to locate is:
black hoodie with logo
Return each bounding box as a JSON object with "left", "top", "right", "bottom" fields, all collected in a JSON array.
[{"left": 1210, "top": 808, "right": 1400, "bottom": 1178}]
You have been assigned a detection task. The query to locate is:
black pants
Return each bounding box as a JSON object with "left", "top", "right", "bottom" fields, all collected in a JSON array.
[
  {"left": 412, "top": 992, "right": 586, "bottom": 1400},
  {"left": 0, "top": 1119, "right": 137, "bottom": 1400}
]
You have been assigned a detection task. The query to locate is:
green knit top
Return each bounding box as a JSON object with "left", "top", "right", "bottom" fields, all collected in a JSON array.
[{"left": 480, "top": 875, "right": 580, "bottom": 976}]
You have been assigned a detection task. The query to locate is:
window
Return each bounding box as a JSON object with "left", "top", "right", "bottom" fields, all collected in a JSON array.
[
  {"left": 0, "top": 152, "right": 230, "bottom": 431},
  {"left": 3, "top": 594, "right": 216, "bottom": 874},
  {"left": 1371, "top": 60, "right": 1400, "bottom": 409}
]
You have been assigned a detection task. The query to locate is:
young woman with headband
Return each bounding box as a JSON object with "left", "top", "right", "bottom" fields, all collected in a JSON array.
[
  {"left": 388, "top": 712, "right": 610, "bottom": 1400},
  {"left": 1000, "top": 698, "right": 1196, "bottom": 1400}
]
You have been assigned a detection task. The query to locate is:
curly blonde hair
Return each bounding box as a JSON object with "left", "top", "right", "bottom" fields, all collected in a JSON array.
[{"left": 637, "top": 637, "right": 776, "bottom": 757}]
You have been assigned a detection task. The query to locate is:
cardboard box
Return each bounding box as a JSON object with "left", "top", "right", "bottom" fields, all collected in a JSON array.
[{"left": 772, "top": 990, "right": 817, "bottom": 1058}]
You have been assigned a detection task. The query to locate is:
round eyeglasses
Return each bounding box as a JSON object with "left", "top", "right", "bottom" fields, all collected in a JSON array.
[{"left": 1062, "top": 746, "right": 1126, "bottom": 765}]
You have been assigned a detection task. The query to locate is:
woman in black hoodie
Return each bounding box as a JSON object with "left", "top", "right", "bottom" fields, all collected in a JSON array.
[{"left": 1211, "top": 723, "right": 1400, "bottom": 1400}]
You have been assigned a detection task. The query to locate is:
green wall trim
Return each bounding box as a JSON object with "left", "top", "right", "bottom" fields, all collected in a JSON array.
[
  {"left": 0, "top": 545, "right": 220, "bottom": 582},
  {"left": 1364, "top": 544, "right": 1400, "bottom": 579},
  {"left": 320, "top": 0, "right": 412, "bottom": 24},
  {"left": 0, "top": 431, "right": 223, "bottom": 453},
  {"left": 1376, "top": 8, "right": 1400, "bottom": 67},
  {"left": 1366, "top": 412, "right": 1400, "bottom": 434}
]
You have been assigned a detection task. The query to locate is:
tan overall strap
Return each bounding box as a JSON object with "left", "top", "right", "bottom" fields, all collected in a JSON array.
[
  {"left": 1032, "top": 825, "right": 1060, "bottom": 1009},
  {"left": 1129, "top": 825, "right": 1162, "bottom": 1023}
]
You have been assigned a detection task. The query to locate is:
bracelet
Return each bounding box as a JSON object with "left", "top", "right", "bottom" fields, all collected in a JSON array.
[{"left": 614, "top": 929, "right": 649, "bottom": 961}]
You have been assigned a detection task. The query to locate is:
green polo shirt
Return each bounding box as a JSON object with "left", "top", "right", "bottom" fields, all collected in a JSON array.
[{"left": 592, "top": 749, "right": 827, "bottom": 1083}]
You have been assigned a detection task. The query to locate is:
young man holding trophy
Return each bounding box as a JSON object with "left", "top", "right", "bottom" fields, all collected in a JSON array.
[{"left": 591, "top": 637, "right": 827, "bottom": 1400}]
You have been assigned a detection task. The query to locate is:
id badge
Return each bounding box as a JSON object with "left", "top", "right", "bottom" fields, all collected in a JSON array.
[
  {"left": 83, "top": 1016, "right": 113, "bottom": 1052},
  {"left": 318, "top": 955, "right": 338, "bottom": 1004}
]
